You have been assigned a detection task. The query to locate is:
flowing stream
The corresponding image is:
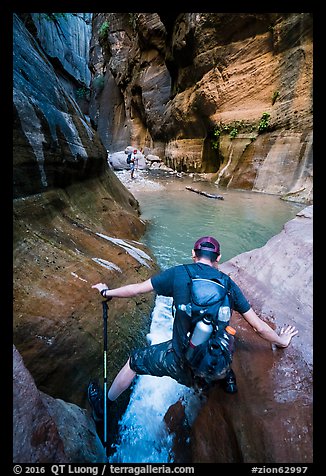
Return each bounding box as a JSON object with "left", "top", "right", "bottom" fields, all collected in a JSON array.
[{"left": 108, "top": 170, "right": 303, "bottom": 463}]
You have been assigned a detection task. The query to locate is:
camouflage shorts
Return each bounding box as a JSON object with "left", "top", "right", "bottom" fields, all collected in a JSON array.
[{"left": 129, "top": 339, "right": 194, "bottom": 388}]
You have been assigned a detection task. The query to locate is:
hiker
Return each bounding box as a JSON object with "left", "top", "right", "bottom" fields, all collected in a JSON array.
[
  {"left": 88, "top": 236, "right": 298, "bottom": 421},
  {"left": 129, "top": 149, "right": 138, "bottom": 179}
]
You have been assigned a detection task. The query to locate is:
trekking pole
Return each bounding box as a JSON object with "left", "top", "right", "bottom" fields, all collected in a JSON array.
[{"left": 102, "top": 299, "right": 108, "bottom": 458}]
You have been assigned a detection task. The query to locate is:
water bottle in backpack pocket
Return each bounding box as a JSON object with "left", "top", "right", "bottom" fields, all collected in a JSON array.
[
  {"left": 185, "top": 324, "right": 236, "bottom": 382},
  {"left": 185, "top": 316, "right": 213, "bottom": 361}
]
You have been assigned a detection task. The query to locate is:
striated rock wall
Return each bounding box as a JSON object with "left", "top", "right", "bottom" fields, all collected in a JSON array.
[
  {"left": 30, "top": 13, "right": 92, "bottom": 87},
  {"left": 13, "top": 13, "right": 159, "bottom": 460},
  {"left": 89, "top": 13, "right": 312, "bottom": 203},
  {"left": 216, "top": 130, "right": 312, "bottom": 204},
  {"left": 13, "top": 13, "right": 108, "bottom": 199}
]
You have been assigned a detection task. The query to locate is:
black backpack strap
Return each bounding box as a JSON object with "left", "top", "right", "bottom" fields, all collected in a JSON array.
[
  {"left": 184, "top": 263, "right": 224, "bottom": 283},
  {"left": 183, "top": 264, "right": 193, "bottom": 279},
  {"left": 183, "top": 265, "right": 194, "bottom": 301},
  {"left": 184, "top": 263, "right": 204, "bottom": 279}
]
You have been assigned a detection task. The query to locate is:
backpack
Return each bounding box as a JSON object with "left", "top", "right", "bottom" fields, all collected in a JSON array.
[
  {"left": 126, "top": 153, "right": 132, "bottom": 164},
  {"left": 181, "top": 264, "right": 235, "bottom": 383}
]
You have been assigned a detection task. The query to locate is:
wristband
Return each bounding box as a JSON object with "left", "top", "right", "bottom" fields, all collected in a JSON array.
[{"left": 100, "top": 288, "right": 109, "bottom": 297}]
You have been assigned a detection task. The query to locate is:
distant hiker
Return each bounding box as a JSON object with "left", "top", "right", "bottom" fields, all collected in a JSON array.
[
  {"left": 128, "top": 149, "right": 138, "bottom": 179},
  {"left": 88, "top": 236, "right": 298, "bottom": 421}
]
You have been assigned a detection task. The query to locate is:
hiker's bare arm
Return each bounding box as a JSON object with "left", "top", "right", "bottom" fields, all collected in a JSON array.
[
  {"left": 92, "top": 279, "right": 154, "bottom": 298},
  {"left": 242, "top": 307, "right": 298, "bottom": 348}
]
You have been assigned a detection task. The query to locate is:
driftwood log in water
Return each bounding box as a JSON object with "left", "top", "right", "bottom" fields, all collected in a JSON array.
[{"left": 185, "top": 186, "right": 224, "bottom": 200}]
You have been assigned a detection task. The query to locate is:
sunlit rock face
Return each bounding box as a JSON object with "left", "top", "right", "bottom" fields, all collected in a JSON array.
[
  {"left": 166, "top": 207, "right": 313, "bottom": 463},
  {"left": 89, "top": 13, "right": 312, "bottom": 203}
]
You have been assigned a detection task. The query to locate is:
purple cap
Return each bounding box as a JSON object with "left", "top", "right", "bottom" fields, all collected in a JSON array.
[{"left": 193, "top": 236, "right": 220, "bottom": 254}]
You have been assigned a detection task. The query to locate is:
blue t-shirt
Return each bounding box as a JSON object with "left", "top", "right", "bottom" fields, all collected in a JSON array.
[{"left": 151, "top": 262, "right": 250, "bottom": 358}]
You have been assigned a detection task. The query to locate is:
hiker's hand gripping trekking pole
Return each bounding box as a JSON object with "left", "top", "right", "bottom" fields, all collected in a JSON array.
[{"left": 102, "top": 299, "right": 109, "bottom": 457}]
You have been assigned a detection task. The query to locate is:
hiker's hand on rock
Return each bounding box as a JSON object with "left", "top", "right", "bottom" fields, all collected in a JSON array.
[
  {"left": 92, "top": 283, "right": 109, "bottom": 294},
  {"left": 275, "top": 325, "right": 298, "bottom": 348}
]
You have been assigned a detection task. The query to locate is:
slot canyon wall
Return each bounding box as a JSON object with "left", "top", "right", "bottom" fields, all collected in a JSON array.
[
  {"left": 12, "top": 12, "right": 313, "bottom": 463},
  {"left": 13, "top": 13, "right": 159, "bottom": 462},
  {"left": 89, "top": 13, "right": 312, "bottom": 204}
]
